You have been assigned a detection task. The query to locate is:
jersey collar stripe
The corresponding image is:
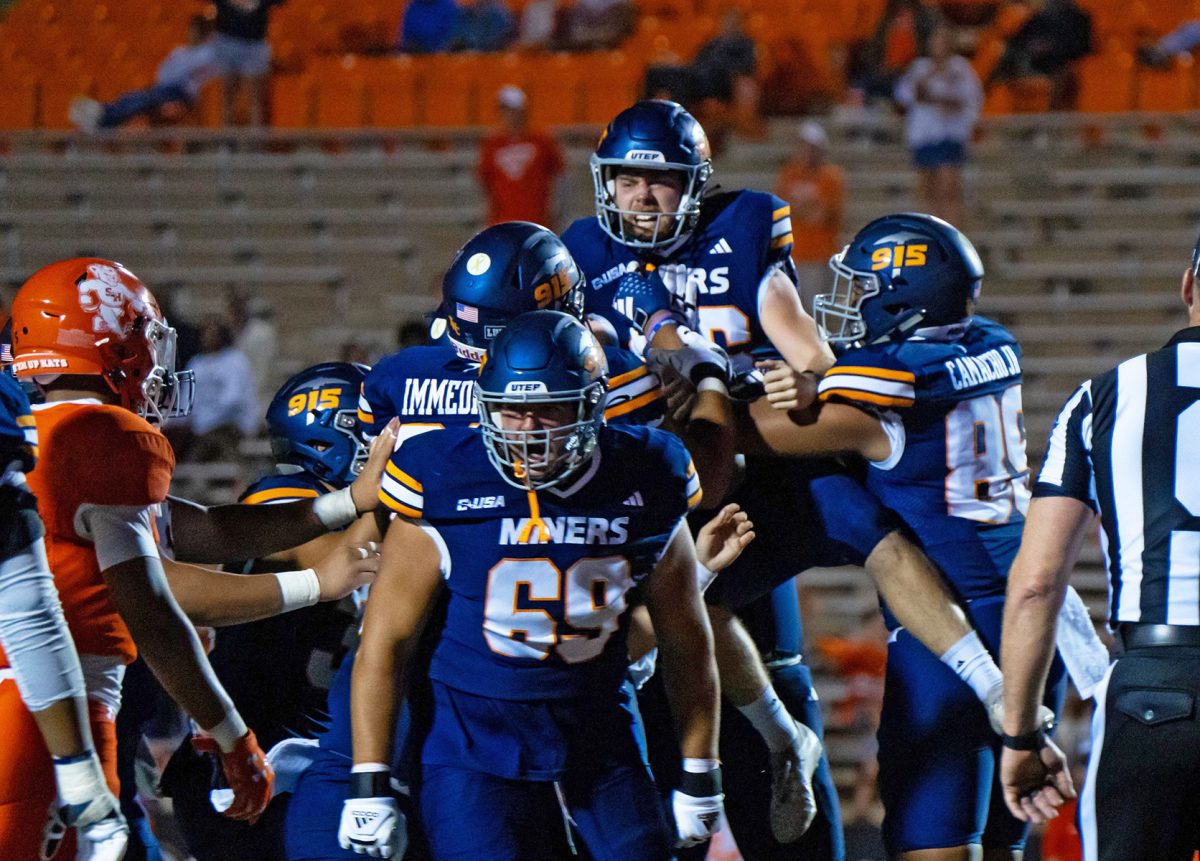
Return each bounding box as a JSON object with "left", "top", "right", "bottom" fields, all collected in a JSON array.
[
  {"left": 609, "top": 365, "right": 650, "bottom": 387},
  {"left": 242, "top": 487, "right": 320, "bottom": 505},
  {"left": 819, "top": 387, "right": 914, "bottom": 408},
  {"left": 824, "top": 366, "right": 916, "bottom": 383},
  {"left": 385, "top": 461, "right": 423, "bottom": 492},
  {"left": 1113, "top": 354, "right": 1148, "bottom": 622},
  {"left": 772, "top": 205, "right": 790, "bottom": 220},
  {"left": 604, "top": 388, "right": 663, "bottom": 420}
]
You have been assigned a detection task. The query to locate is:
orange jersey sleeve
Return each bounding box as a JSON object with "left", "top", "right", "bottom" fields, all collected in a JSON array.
[{"left": 19, "top": 403, "right": 175, "bottom": 664}]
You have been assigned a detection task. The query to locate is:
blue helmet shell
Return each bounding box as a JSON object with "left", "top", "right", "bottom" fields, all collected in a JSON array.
[{"left": 266, "top": 361, "right": 371, "bottom": 487}]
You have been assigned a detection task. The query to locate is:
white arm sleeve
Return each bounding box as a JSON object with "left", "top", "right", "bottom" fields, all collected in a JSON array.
[
  {"left": 75, "top": 504, "right": 160, "bottom": 571},
  {"left": 0, "top": 536, "right": 86, "bottom": 712}
]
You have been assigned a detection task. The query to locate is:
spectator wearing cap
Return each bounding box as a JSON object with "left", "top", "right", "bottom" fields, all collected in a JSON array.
[
  {"left": 774, "top": 120, "right": 845, "bottom": 311},
  {"left": 894, "top": 21, "right": 981, "bottom": 227},
  {"left": 477, "top": 86, "right": 566, "bottom": 229},
  {"left": 70, "top": 15, "right": 218, "bottom": 132},
  {"left": 211, "top": 0, "right": 284, "bottom": 126}
]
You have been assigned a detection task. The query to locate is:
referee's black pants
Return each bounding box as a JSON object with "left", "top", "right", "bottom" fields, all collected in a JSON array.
[{"left": 1083, "top": 644, "right": 1200, "bottom": 859}]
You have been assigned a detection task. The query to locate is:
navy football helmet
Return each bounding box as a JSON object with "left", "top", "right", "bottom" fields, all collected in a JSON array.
[
  {"left": 476, "top": 311, "right": 608, "bottom": 490},
  {"left": 815, "top": 212, "right": 984, "bottom": 345},
  {"left": 266, "top": 362, "right": 371, "bottom": 487},
  {"left": 442, "top": 222, "right": 586, "bottom": 362},
  {"left": 591, "top": 100, "right": 713, "bottom": 249}
]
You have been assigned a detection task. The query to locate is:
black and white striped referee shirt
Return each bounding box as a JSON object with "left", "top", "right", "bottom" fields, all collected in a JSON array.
[{"left": 1034, "top": 326, "right": 1200, "bottom": 626}]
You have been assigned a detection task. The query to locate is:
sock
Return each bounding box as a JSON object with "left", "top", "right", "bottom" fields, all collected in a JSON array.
[
  {"left": 737, "top": 685, "right": 797, "bottom": 753},
  {"left": 940, "top": 630, "right": 1003, "bottom": 704}
]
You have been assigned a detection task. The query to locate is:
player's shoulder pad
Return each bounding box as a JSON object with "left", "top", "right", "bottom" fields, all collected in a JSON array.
[
  {"left": 60, "top": 405, "right": 175, "bottom": 505},
  {"left": 379, "top": 425, "right": 475, "bottom": 519},
  {"left": 819, "top": 347, "right": 916, "bottom": 409},
  {"left": 240, "top": 470, "right": 325, "bottom": 505},
  {"left": 612, "top": 425, "right": 702, "bottom": 512}
]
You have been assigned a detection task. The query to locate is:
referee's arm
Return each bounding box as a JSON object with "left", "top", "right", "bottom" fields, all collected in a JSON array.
[{"left": 999, "top": 496, "right": 1092, "bottom": 822}]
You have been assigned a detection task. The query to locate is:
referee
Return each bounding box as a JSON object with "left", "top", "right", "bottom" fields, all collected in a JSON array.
[{"left": 999, "top": 234, "right": 1200, "bottom": 858}]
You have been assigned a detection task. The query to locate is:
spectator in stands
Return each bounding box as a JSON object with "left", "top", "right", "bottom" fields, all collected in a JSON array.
[
  {"left": 212, "top": 0, "right": 284, "bottom": 126},
  {"left": 516, "top": 0, "right": 560, "bottom": 50},
  {"left": 171, "top": 317, "right": 260, "bottom": 463},
  {"left": 894, "top": 21, "right": 981, "bottom": 227},
  {"left": 477, "top": 86, "right": 566, "bottom": 228},
  {"left": 229, "top": 293, "right": 278, "bottom": 409},
  {"left": 853, "top": 0, "right": 939, "bottom": 100},
  {"left": 988, "top": 0, "right": 1091, "bottom": 108},
  {"left": 691, "top": 7, "right": 762, "bottom": 137},
  {"left": 774, "top": 120, "right": 845, "bottom": 311},
  {"left": 1137, "top": 20, "right": 1200, "bottom": 68},
  {"left": 398, "top": 0, "right": 462, "bottom": 53},
  {"left": 69, "top": 16, "right": 218, "bottom": 132},
  {"left": 557, "top": 0, "right": 635, "bottom": 51},
  {"left": 451, "top": 0, "right": 516, "bottom": 51}
]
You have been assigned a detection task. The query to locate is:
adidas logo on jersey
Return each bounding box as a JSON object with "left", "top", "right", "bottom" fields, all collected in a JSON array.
[
  {"left": 709, "top": 238, "right": 732, "bottom": 255},
  {"left": 622, "top": 492, "right": 644, "bottom": 507}
]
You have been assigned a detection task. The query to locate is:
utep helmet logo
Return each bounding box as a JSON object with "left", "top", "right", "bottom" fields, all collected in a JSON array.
[
  {"left": 870, "top": 231, "right": 929, "bottom": 273},
  {"left": 76, "top": 263, "right": 151, "bottom": 337},
  {"left": 625, "top": 149, "right": 666, "bottom": 162}
]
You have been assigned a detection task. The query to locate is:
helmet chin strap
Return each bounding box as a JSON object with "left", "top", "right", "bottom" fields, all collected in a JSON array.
[{"left": 512, "top": 460, "right": 552, "bottom": 544}]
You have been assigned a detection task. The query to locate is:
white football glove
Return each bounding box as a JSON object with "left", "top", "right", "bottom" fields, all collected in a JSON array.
[
  {"left": 647, "top": 326, "right": 731, "bottom": 387},
  {"left": 41, "top": 793, "right": 129, "bottom": 861},
  {"left": 984, "top": 682, "right": 1056, "bottom": 737},
  {"left": 338, "top": 796, "right": 405, "bottom": 858},
  {"left": 672, "top": 763, "right": 724, "bottom": 848}
]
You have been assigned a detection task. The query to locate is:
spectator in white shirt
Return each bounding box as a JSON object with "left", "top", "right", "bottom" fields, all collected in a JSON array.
[
  {"left": 894, "top": 22, "right": 981, "bottom": 227},
  {"left": 172, "top": 319, "right": 260, "bottom": 463},
  {"left": 70, "top": 16, "right": 219, "bottom": 132}
]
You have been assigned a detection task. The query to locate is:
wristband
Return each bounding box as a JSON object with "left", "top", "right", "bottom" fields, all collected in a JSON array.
[
  {"left": 205, "top": 711, "right": 249, "bottom": 754},
  {"left": 313, "top": 486, "right": 358, "bottom": 529},
  {"left": 697, "top": 377, "right": 729, "bottom": 396},
  {"left": 274, "top": 568, "right": 320, "bottom": 612},
  {"left": 679, "top": 758, "right": 722, "bottom": 797},
  {"left": 1000, "top": 728, "right": 1046, "bottom": 751},
  {"left": 694, "top": 559, "right": 716, "bottom": 592},
  {"left": 644, "top": 313, "right": 682, "bottom": 345},
  {"left": 350, "top": 763, "right": 391, "bottom": 798}
]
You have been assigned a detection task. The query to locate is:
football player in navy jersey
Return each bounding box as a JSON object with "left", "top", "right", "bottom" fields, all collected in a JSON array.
[
  {"left": 745, "top": 213, "right": 1065, "bottom": 861},
  {"left": 161, "top": 362, "right": 389, "bottom": 861},
  {"left": 563, "top": 101, "right": 1016, "bottom": 861},
  {"left": 340, "top": 311, "right": 722, "bottom": 860}
]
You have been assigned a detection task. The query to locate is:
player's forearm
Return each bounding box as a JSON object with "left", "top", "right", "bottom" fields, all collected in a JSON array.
[
  {"left": 105, "top": 557, "right": 236, "bottom": 729},
  {"left": 684, "top": 392, "right": 736, "bottom": 507},
  {"left": 350, "top": 636, "right": 407, "bottom": 766},
  {"left": 865, "top": 531, "right": 971, "bottom": 656},
  {"left": 1000, "top": 574, "right": 1066, "bottom": 735},
  {"left": 657, "top": 620, "right": 720, "bottom": 759},
  {"left": 167, "top": 496, "right": 331, "bottom": 563},
  {"left": 164, "top": 558, "right": 284, "bottom": 626}
]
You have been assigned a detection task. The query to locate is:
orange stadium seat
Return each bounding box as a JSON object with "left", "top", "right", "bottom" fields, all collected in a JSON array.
[
  {"left": 579, "top": 51, "right": 641, "bottom": 124},
  {"left": 270, "top": 74, "right": 315, "bottom": 128},
  {"left": 418, "top": 54, "right": 480, "bottom": 127},
  {"left": 315, "top": 59, "right": 368, "bottom": 127},
  {"left": 0, "top": 76, "right": 38, "bottom": 130},
  {"left": 39, "top": 74, "right": 93, "bottom": 130},
  {"left": 1075, "top": 49, "right": 1136, "bottom": 112},
  {"left": 1136, "top": 55, "right": 1195, "bottom": 111},
  {"left": 364, "top": 57, "right": 418, "bottom": 127},
  {"left": 525, "top": 53, "right": 586, "bottom": 127}
]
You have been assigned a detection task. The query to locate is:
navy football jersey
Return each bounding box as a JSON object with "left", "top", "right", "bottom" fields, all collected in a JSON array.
[
  {"left": 0, "top": 373, "right": 37, "bottom": 474},
  {"left": 563, "top": 189, "right": 796, "bottom": 357},
  {"left": 359, "top": 343, "right": 665, "bottom": 441},
  {"left": 817, "top": 316, "right": 1030, "bottom": 599},
  {"left": 378, "top": 424, "right": 701, "bottom": 701}
]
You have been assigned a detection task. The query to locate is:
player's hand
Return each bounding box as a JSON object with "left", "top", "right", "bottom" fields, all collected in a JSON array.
[
  {"left": 193, "top": 730, "right": 274, "bottom": 824},
  {"left": 315, "top": 541, "right": 381, "bottom": 601},
  {"left": 694, "top": 503, "right": 755, "bottom": 573},
  {"left": 350, "top": 418, "right": 400, "bottom": 514},
  {"left": 1000, "top": 739, "right": 1075, "bottom": 823},
  {"left": 648, "top": 327, "right": 731, "bottom": 388},
  {"left": 41, "top": 789, "right": 129, "bottom": 861},
  {"left": 672, "top": 764, "right": 724, "bottom": 848},
  {"left": 339, "top": 797, "right": 406, "bottom": 858},
  {"left": 755, "top": 359, "right": 819, "bottom": 412}
]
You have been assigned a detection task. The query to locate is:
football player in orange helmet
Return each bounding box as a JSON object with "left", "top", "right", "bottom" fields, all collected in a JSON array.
[{"left": 4, "top": 259, "right": 395, "bottom": 860}]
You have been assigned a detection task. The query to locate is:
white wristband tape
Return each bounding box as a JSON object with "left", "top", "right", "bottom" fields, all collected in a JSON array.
[
  {"left": 313, "top": 486, "right": 358, "bottom": 530},
  {"left": 351, "top": 762, "right": 390, "bottom": 773},
  {"left": 682, "top": 757, "right": 720, "bottom": 774},
  {"left": 274, "top": 568, "right": 321, "bottom": 612},
  {"left": 694, "top": 559, "right": 717, "bottom": 593},
  {"left": 205, "top": 711, "right": 249, "bottom": 754},
  {"left": 696, "top": 377, "right": 729, "bottom": 396}
]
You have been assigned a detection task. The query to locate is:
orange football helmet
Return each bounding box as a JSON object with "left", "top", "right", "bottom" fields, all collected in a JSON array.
[{"left": 10, "top": 258, "right": 194, "bottom": 424}]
